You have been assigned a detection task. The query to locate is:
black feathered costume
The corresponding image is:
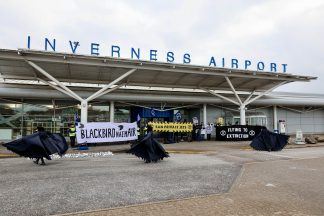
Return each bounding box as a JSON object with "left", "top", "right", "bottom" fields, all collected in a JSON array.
[
  {"left": 250, "top": 128, "right": 289, "bottom": 151},
  {"left": 3, "top": 132, "right": 68, "bottom": 161},
  {"left": 128, "top": 127, "right": 169, "bottom": 163}
]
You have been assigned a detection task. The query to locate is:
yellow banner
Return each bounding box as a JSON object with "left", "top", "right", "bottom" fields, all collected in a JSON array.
[{"left": 149, "top": 122, "right": 193, "bottom": 132}]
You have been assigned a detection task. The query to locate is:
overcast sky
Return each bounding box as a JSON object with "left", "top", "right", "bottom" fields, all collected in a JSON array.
[{"left": 0, "top": 0, "right": 323, "bottom": 93}]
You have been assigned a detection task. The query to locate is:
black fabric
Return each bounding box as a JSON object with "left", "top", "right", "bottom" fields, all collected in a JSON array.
[
  {"left": 127, "top": 131, "right": 169, "bottom": 162},
  {"left": 3, "top": 132, "right": 68, "bottom": 160},
  {"left": 250, "top": 128, "right": 289, "bottom": 151}
]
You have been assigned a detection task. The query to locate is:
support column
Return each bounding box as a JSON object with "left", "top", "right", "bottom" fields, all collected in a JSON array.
[
  {"left": 20, "top": 99, "right": 24, "bottom": 136},
  {"left": 110, "top": 101, "right": 115, "bottom": 123},
  {"left": 80, "top": 101, "right": 88, "bottom": 124},
  {"left": 273, "top": 105, "right": 278, "bottom": 131},
  {"left": 52, "top": 99, "right": 56, "bottom": 133},
  {"left": 240, "top": 105, "right": 246, "bottom": 125},
  {"left": 203, "top": 103, "right": 207, "bottom": 139}
]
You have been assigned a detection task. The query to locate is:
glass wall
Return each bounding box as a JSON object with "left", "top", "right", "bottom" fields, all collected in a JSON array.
[
  {"left": 233, "top": 115, "right": 267, "bottom": 126},
  {"left": 0, "top": 99, "right": 131, "bottom": 141},
  {"left": 115, "top": 108, "right": 130, "bottom": 123},
  {"left": 0, "top": 101, "right": 23, "bottom": 140}
]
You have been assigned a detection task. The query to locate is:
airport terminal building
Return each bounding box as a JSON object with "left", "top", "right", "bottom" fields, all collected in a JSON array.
[{"left": 0, "top": 49, "right": 322, "bottom": 141}]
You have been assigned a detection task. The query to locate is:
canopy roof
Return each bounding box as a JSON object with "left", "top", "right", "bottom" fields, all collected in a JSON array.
[{"left": 0, "top": 49, "right": 316, "bottom": 93}]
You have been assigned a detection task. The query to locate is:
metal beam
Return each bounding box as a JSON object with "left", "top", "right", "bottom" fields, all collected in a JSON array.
[
  {"left": 243, "top": 90, "right": 255, "bottom": 105},
  {"left": 225, "top": 76, "right": 243, "bottom": 105},
  {"left": 85, "top": 68, "right": 136, "bottom": 102},
  {"left": 27, "top": 60, "right": 83, "bottom": 101},
  {"left": 208, "top": 104, "right": 272, "bottom": 113},
  {"left": 95, "top": 83, "right": 125, "bottom": 99},
  {"left": 245, "top": 81, "right": 288, "bottom": 105},
  {"left": 277, "top": 105, "right": 323, "bottom": 114},
  {"left": 37, "top": 78, "right": 80, "bottom": 101},
  {"left": 3, "top": 86, "right": 324, "bottom": 106},
  {"left": 117, "top": 101, "right": 162, "bottom": 111},
  {"left": 117, "top": 101, "right": 200, "bottom": 112},
  {"left": 161, "top": 103, "right": 200, "bottom": 111},
  {"left": 201, "top": 88, "right": 240, "bottom": 106}
]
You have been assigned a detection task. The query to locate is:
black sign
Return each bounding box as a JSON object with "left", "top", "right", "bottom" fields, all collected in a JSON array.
[{"left": 215, "top": 125, "right": 265, "bottom": 141}]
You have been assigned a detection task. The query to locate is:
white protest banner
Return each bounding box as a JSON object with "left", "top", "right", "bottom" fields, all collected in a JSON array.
[{"left": 76, "top": 122, "right": 138, "bottom": 144}]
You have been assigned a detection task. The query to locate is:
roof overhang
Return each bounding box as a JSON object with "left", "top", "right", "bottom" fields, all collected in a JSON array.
[
  {"left": 0, "top": 49, "right": 316, "bottom": 93},
  {"left": 1, "top": 84, "right": 324, "bottom": 106}
]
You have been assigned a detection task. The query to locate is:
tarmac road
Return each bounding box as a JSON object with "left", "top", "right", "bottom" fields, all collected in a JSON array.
[
  {"left": 0, "top": 153, "right": 240, "bottom": 216},
  {"left": 1, "top": 143, "right": 324, "bottom": 216},
  {"left": 68, "top": 157, "right": 324, "bottom": 216}
]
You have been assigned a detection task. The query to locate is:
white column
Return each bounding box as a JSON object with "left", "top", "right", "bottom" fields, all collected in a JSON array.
[
  {"left": 203, "top": 103, "right": 207, "bottom": 139},
  {"left": 20, "top": 100, "right": 24, "bottom": 136},
  {"left": 273, "top": 105, "right": 278, "bottom": 131},
  {"left": 240, "top": 105, "right": 246, "bottom": 125},
  {"left": 80, "top": 100, "right": 88, "bottom": 124},
  {"left": 110, "top": 101, "right": 115, "bottom": 123}
]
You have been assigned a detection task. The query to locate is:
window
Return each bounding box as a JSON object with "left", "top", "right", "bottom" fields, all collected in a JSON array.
[{"left": 233, "top": 115, "right": 267, "bottom": 126}]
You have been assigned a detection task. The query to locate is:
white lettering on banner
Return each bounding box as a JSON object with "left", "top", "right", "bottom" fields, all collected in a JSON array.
[
  {"left": 76, "top": 122, "right": 138, "bottom": 143},
  {"left": 226, "top": 134, "right": 249, "bottom": 139}
]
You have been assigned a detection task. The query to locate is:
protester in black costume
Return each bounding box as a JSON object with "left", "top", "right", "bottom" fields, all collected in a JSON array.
[
  {"left": 33, "top": 126, "right": 46, "bottom": 165},
  {"left": 3, "top": 127, "right": 68, "bottom": 166},
  {"left": 128, "top": 125, "right": 169, "bottom": 163},
  {"left": 250, "top": 128, "right": 289, "bottom": 151}
]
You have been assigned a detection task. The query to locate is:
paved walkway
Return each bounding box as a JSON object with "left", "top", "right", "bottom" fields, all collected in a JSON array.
[
  {"left": 59, "top": 157, "right": 324, "bottom": 216},
  {"left": 2, "top": 140, "right": 324, "bottom": 158}
]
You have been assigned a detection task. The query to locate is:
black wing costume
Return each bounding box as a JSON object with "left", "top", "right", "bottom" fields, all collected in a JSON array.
[
  {"left": 128, "top": 130, "right": 169, "bottom": 163},
  {"left": 3, "top": 132, "right": 68, "bottom": 160},
  {"left": 250, "top": 128, "right": 289, "bottom": 151}
]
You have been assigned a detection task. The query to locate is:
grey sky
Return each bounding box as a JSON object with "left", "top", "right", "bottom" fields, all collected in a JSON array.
[{"left": 0, "top": 0, "right": 323, "bottom": 93}]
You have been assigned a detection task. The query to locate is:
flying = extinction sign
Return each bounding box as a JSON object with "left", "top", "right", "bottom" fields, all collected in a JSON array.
[{"left": 216, "top": 125, "right": 265, "bottom": 141}]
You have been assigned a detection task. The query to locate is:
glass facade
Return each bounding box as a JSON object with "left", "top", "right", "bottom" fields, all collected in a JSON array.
[
  {"left": 0, "top": 101, "right": 23, "bottom": 140},
  {"left": 0, "top": 99, "right": 130, "bottom": 140},
  {"left": 233, "top": 115, "right": 267, "bottom": 126},
  {"left": 2, "top": 98, "right": 322, "bottom": 140}
]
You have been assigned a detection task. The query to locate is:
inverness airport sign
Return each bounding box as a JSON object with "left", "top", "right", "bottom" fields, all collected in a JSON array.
[{"left": 26, "top": 36, "right": 288, "bottom": 73}]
